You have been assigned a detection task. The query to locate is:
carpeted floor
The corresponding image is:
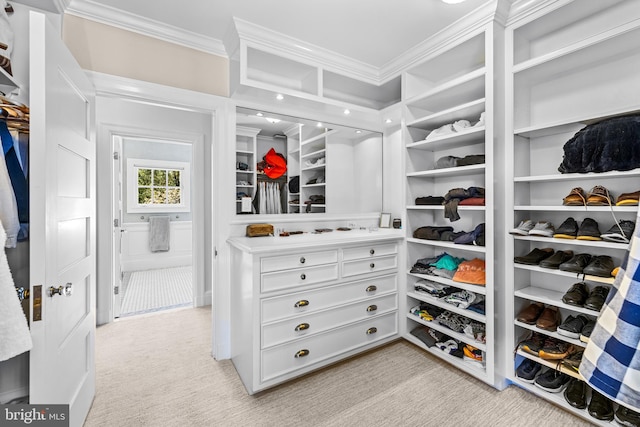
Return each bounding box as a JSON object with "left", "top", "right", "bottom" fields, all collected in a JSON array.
[
  {"left": 120, "top": 266, "right": 192, "bottom": 316},
  {"left": 85, "top": 307, "right": 590, "bottom": 427}
]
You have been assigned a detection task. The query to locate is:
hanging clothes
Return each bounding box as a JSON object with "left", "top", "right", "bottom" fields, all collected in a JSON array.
[
  {"left": 581, "top": 206, "right": 640, "bottom": 412},
  {"left": 253, "top": 181, "right": 282, "bottom": 214},
  {"left": 0, "top": 120, "right": 27, "bottom": 228},
  {"left": 0, "top": 141, "right": 18, "bottom": 247}
]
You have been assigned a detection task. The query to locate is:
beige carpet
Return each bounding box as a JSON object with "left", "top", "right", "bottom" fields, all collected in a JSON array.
[{"left": 85, "top": 307, "right": 589, "bottom": 427}]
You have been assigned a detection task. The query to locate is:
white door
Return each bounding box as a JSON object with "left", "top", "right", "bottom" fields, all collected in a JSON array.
[
  {"left": 112, "top": 136, "right": 123, "bottom": 318},
  {"left": 28, "top": 11, "right": 96, "bottom": 427}
]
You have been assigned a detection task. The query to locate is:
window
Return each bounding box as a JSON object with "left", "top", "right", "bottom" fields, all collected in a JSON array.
[{"left": 127, "top": 159, "right": 191, "bottom": 213}]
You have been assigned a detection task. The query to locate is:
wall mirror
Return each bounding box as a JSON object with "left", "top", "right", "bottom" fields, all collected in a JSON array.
[{"left": 235, "top": 107, "right": 383, "bottom": 216}]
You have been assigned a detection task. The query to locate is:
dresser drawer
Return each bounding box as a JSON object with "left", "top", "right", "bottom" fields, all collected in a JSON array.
[
  {"left": 342, "top": 243, "right": 397, "bottom": 261},
  {"left": 261, "top": 264, "right": 339, "bottom": 293},
  {"left": 261, "top": 250, "right": 338, "bottom": 273},
  {"left": 261, "top": 293, "right": 397, "bottom": 349},
  {"left": 342, "top": 255, "right": 397, "bottom": 278},
  {"left": 261, "top": 274, "right": 397, "bottom": 323},
  {"left": 261, "top": 312, "right": 397, "bottom": 382}
]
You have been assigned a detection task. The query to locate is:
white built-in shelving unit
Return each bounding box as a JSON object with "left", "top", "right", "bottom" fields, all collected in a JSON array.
[
  {"left": 235, "top": 126, "right": 259, "bottom": 214},
  {"left": 505, "top": 0, "right": 640, "bottom": 424}
]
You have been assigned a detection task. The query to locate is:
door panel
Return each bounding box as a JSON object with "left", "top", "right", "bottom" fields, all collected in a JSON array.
[{"left": 28, "top": 11, "right": 96, "bottom": 427}]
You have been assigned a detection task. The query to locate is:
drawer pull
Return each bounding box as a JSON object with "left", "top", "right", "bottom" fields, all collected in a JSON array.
[
  {"left": 366, "top": 285, "right": 377, "bottom": 292},
  {"left": 294, "top": 349, "right": 310, "bottom": 358},
  {"left": 370, "top": 263, "right": 375, "bottom": 268},
  {"left": 366, "top": 327, "right": 378, "bottom": 335},
  {"left": 300, "top": 273, "right": 306, "bottom": 280},
  {"left": 294, "top": 300, "right": 309, "bottom": 308},
  {"left": 300, "top": 256, "right": 306, "bottom": 264},
  {"left": 295, "top": 323, "right": 310, "bottom": 332},
  {"left": 367, "top": 305, "right": 378, "bottom": 312},
  {"left": 370, "top": 249, "right": 375, "bottom": 255}
]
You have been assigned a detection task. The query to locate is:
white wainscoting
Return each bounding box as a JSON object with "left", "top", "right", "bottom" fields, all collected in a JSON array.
[{"left": 121, "top": 221, "right": 192, "bottom": 272}]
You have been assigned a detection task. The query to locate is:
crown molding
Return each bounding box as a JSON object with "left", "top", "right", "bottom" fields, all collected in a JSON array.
[
  {"left": 505, "top": 0, "right": 570, "bottom": 27},
  {"left": 10, "top": 0, "right": 71, "bottom": 13},
  {"left": 65, "top": 0, "right": 227, "bottom": 57}
]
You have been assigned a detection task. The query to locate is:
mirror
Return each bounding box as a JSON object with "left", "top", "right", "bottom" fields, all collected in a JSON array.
[{"left": 235, "top": 107, "right": 383, "bottom": 215}]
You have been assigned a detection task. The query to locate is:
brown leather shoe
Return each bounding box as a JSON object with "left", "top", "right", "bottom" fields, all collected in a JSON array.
[
  {"left": 563, "top": 187, "right": 586, "bottom": 206},
  {"left": 536, "top": 306, "right": 561, "bottom": 331},
  {"left": 616, "top": 190, "right": 640, "bottom": 206},
  {"left": 516, "top": 302, "right": 545, "bottom": 324}
]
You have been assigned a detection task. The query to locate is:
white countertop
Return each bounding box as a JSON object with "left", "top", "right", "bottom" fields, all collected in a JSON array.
[{"left": 227, "top": 228, "right": 404, "bottom": 254}]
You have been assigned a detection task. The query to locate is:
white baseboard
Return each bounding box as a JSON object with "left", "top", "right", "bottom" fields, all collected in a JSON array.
[
  {"left": 122, "top": 255, "right": 192, "bottom": 272},
  {"left": 0, "top": 386, "right": 29, "bottom": 404}
]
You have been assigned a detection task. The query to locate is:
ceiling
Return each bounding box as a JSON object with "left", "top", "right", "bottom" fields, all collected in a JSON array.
[{"left": 66, "top": 0, "right": 492, "bottom": 68}]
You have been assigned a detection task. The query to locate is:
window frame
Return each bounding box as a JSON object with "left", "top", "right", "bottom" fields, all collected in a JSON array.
[{"left": 126, "top": 158, "right": 191, "bottom": 213}]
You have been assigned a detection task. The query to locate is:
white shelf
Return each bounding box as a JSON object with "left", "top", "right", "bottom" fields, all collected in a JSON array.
[
  {"left": 405, "top": 313, "right": 487, "bottom": 352},
  {"left": 302, "top": 164, "right": 326, "bottom": 172},
  {"left": 405, "top": 68, "right": 486, "bottom": 110},
  {"left": 512, "top": 235, "right": 628, "bottom": 250},
  {"left": 302, "top": 183, "right": 325, "bottom": 188},
  {"left": 406, "top": 164, "right": 485, "bottom": 178},
  {"left": 236, "top": 170, "right": 255, "bottom": 174},
  {"left": 514, "top": 168, "right": 640, "bottom": 182},
  {"left": 406, "top": 126, "right": 485, "bottom": 151},
  {"left": 407, "top": 237, "right": 486, "bottom": 254},
  {"left": 514, "top": 286, "right": 606, "bottom": 318},
  {"left": 236, "top": 149, "right": 253, "bottom": 155},
  {"left": 301, "top": 148, "right": 326, "bottom": 160},
  {"left": 514, "top": 264, "right": 615, "bottom": 285},
  {"left": 407, "top": 291, "right": 486, "bottom": 323},
  {"left": 514, "top": 205, "right": 638, "bottom": 213},
  {"left": 406, "top": 98, "right": 485, "bottom": 130},
  {"left": 407, "top": 205, "right": 485, "bottom": 212},
  {"left": 407, "top": 271, "right": 487, "bottom": 296},
  {"left": 515, "top": 350, "right": 581, "bottom": 381},
  {"left": 514, "top": 320, "right": 586, "bottom": 350}
]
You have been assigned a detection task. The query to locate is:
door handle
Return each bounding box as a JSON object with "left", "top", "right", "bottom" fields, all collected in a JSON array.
[{"left": 49, "top": 282, "right": 72, "bottom": 297}]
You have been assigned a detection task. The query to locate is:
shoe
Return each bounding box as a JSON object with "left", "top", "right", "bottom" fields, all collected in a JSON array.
[
  {"left": 529, "top": 221, "right": 555, "bottom": 237},
  {"left": 519, "top": 332, "right": 545, "bottom": 356},
  {"left": 559, "top": 253, "right": 592, "bottom": 274},
  {"left": 563, "top": 187, "right": 587, "bottom": 206},
  {"left": 539, "top": 337, "right": 574, "bottom": 359},
  {"left": 534, "top": 369, "right": 571, "bottom": 393},
  {"left": 561, "top": 350, "right": 583, "bottom": 373},
  {"left": 580, "top": 319, "right": 596, "bottom": 343},
  {"left": 588, "top": 390, "right": 614, "bottom": 421},
  {"left": 576, "top": 218, "right": 602, "bottom": 241},
  {"left": 616, "top": 190, "right": 640, "bottom": 206},
  {"left": 514, "top": 248, "right": 554, "bottom": 265},
  {"left": 516, "top": 302, "right": 545, "bottom": 324},
  {"left": 554, "top": 217, "right": 579, "bottom": 239},
  {"left": 536, "top": 306, "right": 561, "bottom": 332},
  {"left": 583, "top": 255, "right": 615, "bottom": 277},
  {"left": 584, "top": 286, "right": 610, "bottom": 311},
  {"left": 615, "top": 405, "right": 640, "bottom": 427},
  {"left": 586, "top": 185, "right": 614, "bottom": 206},
  {"left": 562, "top": 282, "right": 589, "bottom": 306},
  {"left": 563, "top": 378, "right": 588, "bottom": 409},
  {"left": 510, "top": 219, "right": 535, "bottom": 235},
  {"left": 557, "top": 315, "right": 589, "bottom": 339},
  {"left": 515, "top": 358, "right": 542, "bottom": 383},
  {"left": 463, "top": 344, "right": 483, "bottom": 362},
  {"left": 601, "top": 220, "right": 636, "bottom": 244},
  {"left": 539, "top": 250, "right": 574, "bottom": 269}
]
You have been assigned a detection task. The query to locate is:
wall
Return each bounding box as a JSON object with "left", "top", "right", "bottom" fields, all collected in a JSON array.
[
  {"left": 62, "top": 14, "right": 229, "bottom": 97},
  {"left": 121, "top": 221, "right": 192, "bottom": 272}
]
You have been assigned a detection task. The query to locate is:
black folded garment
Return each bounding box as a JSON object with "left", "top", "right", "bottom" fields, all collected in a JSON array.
[
  {"left": 415, "top": 196, "right": 445, "bottom": 205},
  {"left": 413, "top": 226, "right": 454, "bottom": 240},
  {"left": 456, "top": 154, "right": 485, "bottom": 166}
]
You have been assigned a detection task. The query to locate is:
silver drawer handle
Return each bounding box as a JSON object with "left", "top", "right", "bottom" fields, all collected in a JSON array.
[
  {"left": 300, "top": 256, "right": 306, "bottom": 264},
  {"left": 366, "top": 327, "right": 377, "bottom": 335},
  {"left": 294, "top": 349, "right": 310, "bottom": 358},
  {"left": 294, "top": 300, "right": 309, "bottom": 308},
  {"left": 295, "top": 323, "right": 310, "bottom": 332}
]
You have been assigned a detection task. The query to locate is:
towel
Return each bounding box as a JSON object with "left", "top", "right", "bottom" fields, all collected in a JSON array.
[
  {"left": 0, "top": 220, "right": 32, "bottom": 361},
  {"left": 581, "top": 206, "right": 640, "bottom": 411},
  {"left": 149, "top": 216, "right": 170, "bottom": 252}
]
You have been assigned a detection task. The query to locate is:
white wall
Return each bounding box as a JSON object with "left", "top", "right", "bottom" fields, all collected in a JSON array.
[{"left": 121, "top": 221, "right": 192, "bottom": 271}]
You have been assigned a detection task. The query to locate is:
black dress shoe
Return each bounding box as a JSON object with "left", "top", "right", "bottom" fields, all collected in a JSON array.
[
  {"left": 585, "top": 286, "right": 610, "bottom": 311},
  {"left": 539, "top": 250, "right": 574, "bottom": 269},
  {"left": 514, "top": 248, "right": 554, "bottom": 265},
  {"left": 554, "top": 217, "right": 579, "bottom": 239},
  {"left": 562, "top": 282, "right": 589, "bottom": 306},
  {"left": 563, "top": 378, "right": 587, "bottom": 409},
  {"left": 559, "top": 253, "right": 592, "bottom": 273},
  {"left": 588, "top": 390, "right": 614, "bottom": 421},
  {"left": 583, "top": 255, "right": 615, "bottom": 277},
  {"left": 577, "top": 217, "right": 602, "bottom": 241},
  {"left": 615, "top": 405, "right": 640, "bottom": 427}
]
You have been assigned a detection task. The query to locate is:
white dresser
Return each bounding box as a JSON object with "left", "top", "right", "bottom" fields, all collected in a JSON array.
[{"left": 228, "top": 230, "right": 402, "bottom": 394}]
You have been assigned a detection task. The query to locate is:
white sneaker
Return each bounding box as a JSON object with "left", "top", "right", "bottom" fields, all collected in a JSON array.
[{"left": 509, "top": 219, "right": 535, "bottom": 235}]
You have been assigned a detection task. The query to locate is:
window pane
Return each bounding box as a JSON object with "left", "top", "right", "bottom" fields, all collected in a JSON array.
[
  {"left": 138, "top": 169, "right": 152, "bottom": 186},
  {"left": 138, "top": 188, "right": 152, "bottom": 204},
  {"left": 153, "top": 188, "right": 166, "bottom": 204},
  {"left": 167, "top": 188, "right": 181, "bottom": 204},
  {"left": 168, "top": 170, "right": 181, "bottom": 187},
  {"left": 153, "top": 169, "right": 167, "bottom": 185}
]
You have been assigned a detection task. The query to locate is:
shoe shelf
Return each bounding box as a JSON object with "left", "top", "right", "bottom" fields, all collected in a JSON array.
[
  {"left": 514, "top": 321, "right": 586, "bottom": 350},
  {"left": 301, "top": 148, "right": 326, "bottom": 160},
  {"left": 302, "top": 183, "right": 325, "bottom": 188},
  {"left": 514, "top": 169, "right": 640, "bottom": 183},
  {"left": 514, "top": 205, "right": 637, "bottom": 213},
  {"left": 406, "top": 164, "right": 485, "bottom": 178},
  {"left": 406, "top": 205, "right": 486, "bottom": 212},
  {"left": 405, "top": 313, "right": 487, "bottom": 352},
  {"left": 512, "top": 235, "right": 627, "bottom": 250},
  {"left": 516, "top": 350, "right": 581, "bottom": 381},
  {"left": 407, "top": 290, "right": 487, "bottom": 324},
  {"left": 514, "top": 264, "right": 615, "bottom": 285},
  {"left": 406, "top": 98, "right": 486, "bottom": 130},
  {"left": 406, "top": 238, "right": 486, "bottom": 254},
  {"left": 301, "top": 164, "right": 326, "bottom": 172},
  {"left": 407, "top": 271, "right": 487, "bottom": 296},
  {"left": 515, "top": 286, "right": 610, "bottom": 317},
  {"left": 406, "top": 126, "right": 485, "bottom": 150}
]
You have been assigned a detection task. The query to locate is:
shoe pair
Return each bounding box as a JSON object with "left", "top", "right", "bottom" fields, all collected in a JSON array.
[
  {"left": 518, "top": 332, "right": 574, "bottom": 359},
  {"left": 563, "top": 186, "right": 613, "bottom": 206},
  {"left": 562, "top": 282, "right": 610, "bottom": 311},
  {"left": 514, "top": 247, "right": 554, "bottom": 265},
  {"left": 557, "top": 314, "right": 592, "bottom": 339},
  {"left": 558, "top": 253, "right": 615, "bottom": 278},
  {"left": 534, "top": 368, "right": 571, "bottom": 393},
  {"left": 516, "top": 303, "right": 560, "bottom": 331},
  {"left": 510, "top": 220, "right": 554, "bottom": 237},
  {"left": 554, "top": 217, "right": 601, "bottom": 240}
]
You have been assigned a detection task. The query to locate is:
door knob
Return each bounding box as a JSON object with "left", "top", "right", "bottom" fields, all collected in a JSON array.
[{"left": 49, "top": 283, "right": 72, "bottom": 297}]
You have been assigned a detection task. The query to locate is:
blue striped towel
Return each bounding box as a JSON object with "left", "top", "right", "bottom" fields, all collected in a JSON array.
[{"left": 581, "top": 208, "right": 640, "bottom": 412}]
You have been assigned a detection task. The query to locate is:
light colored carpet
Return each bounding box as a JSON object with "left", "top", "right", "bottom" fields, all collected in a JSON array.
[
  {"left": 85, "top": 307, "right": 591, "bottom": 427},
  {"left": 120, "top": 266, "right": 192, "bottom": 316}
]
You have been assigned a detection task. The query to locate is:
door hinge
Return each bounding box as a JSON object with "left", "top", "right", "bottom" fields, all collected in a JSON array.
[
  {"left": 114, "top": 218, "right": 119, "bottom": 227},
  {"left": 114, "top": 286, "right": 119, "bottom": 295},
  {"left": 113, "top": 151, "right": 119, "bottom": 160}
]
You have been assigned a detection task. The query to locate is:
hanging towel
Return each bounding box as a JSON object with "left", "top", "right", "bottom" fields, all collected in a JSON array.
[
  {"left": 0, "top": 220, "right": 32, "bottom": 361},
  {"left": 581, "top": 206, "right": 640, "bottom": 412},
  {"left": 149, "top": 216, "right": 170, "bottom": 252}
]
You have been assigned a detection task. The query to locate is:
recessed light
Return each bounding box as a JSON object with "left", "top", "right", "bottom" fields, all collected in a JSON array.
[
  {"left": 316, "top": 122, "right": 323, "bottom": 127},
  {"left": 355, "top": 130, "right": 362, "bottom": 134},
  {"left": 256, "top": 112, "right": 264, "bottom": 117},
  {"left": 344, "top": 109, "right": 350, "bottom": 115},
  {"left": 385, "top": 118, "right": 392, "bottom": 124},
  {"left": 276, "top": 94, "right": 284, "bottom": 100},
  {"left": 265, "top": 117, "right": 281, "bottom": 124}
]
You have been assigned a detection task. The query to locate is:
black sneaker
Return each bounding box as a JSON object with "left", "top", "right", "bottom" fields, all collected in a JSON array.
[
  {"left": 615, "top": 405, "right": 640, "bottom": 427},
  {"left": 557, "top": 315, "right": 589, "bottom": 339},
  {"left": 588, "top": 390, "right": 614, "bottom": 421},
  {"left": 559, "top": 253, "right": 592, "bottom": 274},
  {"left": 563, "top": 378, "right": 587, "bottom": 409},
  {"left": 519, "top": 332, "right": 545, "bottom": 356},
  {"left": 601, "top": 220, "right": 636, "bottom": 244},
  {"left": 585, "top": 286, "right": 610, "bottom": 311},
  {"left": 577, "top": 217, "right": 602, "bottom": 241},
  {"left": 580, "top": 319, "right": 596, "bottom": 343},
  {"left": 583, "top": 255, "right": 615, "bottom": 278},
  {"left": 515, "top": 358, "right": 542, "bottom": 383},
  {"left": 554, "top": 217, "right": 579, "bottom": 239},
  {"left": 534, "top": 369, "right": 571, "bottom": 393}
]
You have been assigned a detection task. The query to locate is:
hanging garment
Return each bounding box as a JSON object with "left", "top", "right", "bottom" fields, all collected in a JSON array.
[
  {"left": 0, "top": 220, "right": 32, "bottom": 361},
  {"left": 1, "top": 120, "right": 28, "bottom": 225},
  {"left": 0, "top": 136, "right": 18, "bottom": 247},
  {"left": 581, "top": 207, "right": 640, "bottom": 412}
]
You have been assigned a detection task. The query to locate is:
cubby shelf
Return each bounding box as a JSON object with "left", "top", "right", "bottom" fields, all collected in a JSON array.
[
  {"left": 405, "top": 313, "right": 487, "bottom": 352},
  {"left": 407, "top": 290, "right": 486, "bottom": 323},
  {"left": 407, "top": 271, "right": 487, "bottom": 296}
]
